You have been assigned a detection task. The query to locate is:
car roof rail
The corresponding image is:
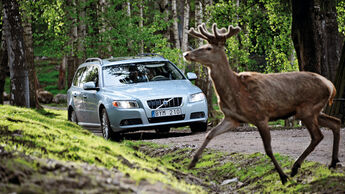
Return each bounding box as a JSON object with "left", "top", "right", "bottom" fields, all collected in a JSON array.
[
  {"left": 137, "top": 53, "right": 165, "bottom": 59},
  {"left": 85, "top": 58, "right": 103, "bottom": 65}
]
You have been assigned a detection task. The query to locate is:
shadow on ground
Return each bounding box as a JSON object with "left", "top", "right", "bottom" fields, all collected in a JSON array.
[{"left": 88, "top": 128, "right": 196, "bottom": 141}]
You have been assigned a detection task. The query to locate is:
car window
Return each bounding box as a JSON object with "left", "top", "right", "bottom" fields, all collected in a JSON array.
[
  {"left": 72, "top": 67, "right": 87, "bottom": 87},
  {"left": 83, "top": 66, "right": 99, "bottom": 87},
  {"left": 79, "top": 65, "right": 99, "bottom": 88},
  {"left": 102, "top": 61, "right": 185, "bottom": 86}
]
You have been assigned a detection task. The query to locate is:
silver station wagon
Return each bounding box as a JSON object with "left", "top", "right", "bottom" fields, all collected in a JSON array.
[{"left": 67, "top": 54, "right": 208, "bottom": 140}]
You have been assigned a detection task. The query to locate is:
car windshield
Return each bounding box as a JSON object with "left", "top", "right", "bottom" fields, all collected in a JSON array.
[{"left": 102, "top": 61, "right": 185, "bottom": 86}]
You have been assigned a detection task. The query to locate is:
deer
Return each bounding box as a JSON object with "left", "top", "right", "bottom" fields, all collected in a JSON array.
[{"left": 183, "top": 23, "right": 341, "bottom": 184}]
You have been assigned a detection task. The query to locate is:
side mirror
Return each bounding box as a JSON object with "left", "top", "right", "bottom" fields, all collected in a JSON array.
[
  {"left": 187, "top": 72, "right": 197, "bottom": 80},
  {"left": 83, "top": 81, "right": 99, "bottom": 91}
]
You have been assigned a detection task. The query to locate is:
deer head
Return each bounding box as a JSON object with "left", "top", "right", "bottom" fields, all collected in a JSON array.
[{"left": 183, "top": 23, "right": 241, "bottom": 66}]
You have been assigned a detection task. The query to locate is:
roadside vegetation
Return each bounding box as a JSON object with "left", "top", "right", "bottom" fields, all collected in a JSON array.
[{"left": 1, "top": 105, "right": 344, "bottom": 193}]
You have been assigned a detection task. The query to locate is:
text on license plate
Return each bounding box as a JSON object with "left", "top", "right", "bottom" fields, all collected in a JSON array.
[{"left": 152, "top": 108, "right": 182, "bottom": 117}]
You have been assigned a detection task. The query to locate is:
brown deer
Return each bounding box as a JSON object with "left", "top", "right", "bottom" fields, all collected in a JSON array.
[{"left": 183, "top": 23, "right": 341, "bottom": 184}]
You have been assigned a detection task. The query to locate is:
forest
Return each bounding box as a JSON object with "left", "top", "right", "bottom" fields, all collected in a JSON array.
[
  {"left": 0, "top": 0, "right": 345, "bottom": 123},
  {"left": 1, "top": 0, "right": 345, "bottom": 193}
]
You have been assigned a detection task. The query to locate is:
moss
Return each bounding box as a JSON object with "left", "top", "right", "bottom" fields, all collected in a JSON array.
[
  {"left": 128, "top": 141, "right": 345, "bottom": 193},
  {"left": 0, "top": 105, "right": 205, "bottom": 194}
]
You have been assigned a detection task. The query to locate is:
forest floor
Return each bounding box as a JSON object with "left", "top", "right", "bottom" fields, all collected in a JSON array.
[
  {"left": 135, "top": 126, "right": 345, "bottom": 166},
  {"left": 2, "top": 104, "right": 344, "bottom": 193}
]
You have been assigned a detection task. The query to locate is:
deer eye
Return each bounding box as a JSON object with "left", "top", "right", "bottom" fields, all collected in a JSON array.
[{"left": 206, "top": 47, "right": 212, "bottom": 51}]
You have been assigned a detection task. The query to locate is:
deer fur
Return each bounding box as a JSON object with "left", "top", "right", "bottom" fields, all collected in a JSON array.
[{"left": 184, "top": 23, "right": 341, "bottom": 184}]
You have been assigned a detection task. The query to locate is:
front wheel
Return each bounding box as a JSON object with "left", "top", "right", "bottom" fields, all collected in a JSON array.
[
  {"left": 190, "top": 122, "right": 207, "bottom": 133},
  {"left": 100, "top": 109, "right": 118, "bottom": 140},
  {"left": 69, "top": 109, "right": 78, "bottom": 124}
]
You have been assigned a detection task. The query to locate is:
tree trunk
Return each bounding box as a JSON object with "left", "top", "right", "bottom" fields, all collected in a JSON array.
[
  {"left": 58, "top": 56, "right": 67, "bottom": 90},
  {"left": 172, "top": 0, "right": 180, "bottom": 49},
  {"left": 66, "top": 0, "right": 79, "bottom": 88},
  {"left": 291, "top": 0, "right": 341, "bottom": 82},
  {"left": 181, "top": 0, "right": 189, "bottom": 53},
  {"left": 139, "top": 0, "right": 144, "bottom": 54},
  {"left": 22, "top": 11, "right": 41, "bottom": 109},
  {"left": 326, "top": 41, "right": 345, "bottom": 123},
  {"left": 159, "top": 0, "right": 169, "bottom": 40},
  {"left": 3, "top": 0, "right": 30, "bottom": 107},
  {"left": 0, "top": 2, "right": 8, "bottom": 105},
  {"left": 193, "top": 0, "right": 215, "bottom": 120},
  {"left": 0, "top": 43, "right": 8, "bottom": 105}
]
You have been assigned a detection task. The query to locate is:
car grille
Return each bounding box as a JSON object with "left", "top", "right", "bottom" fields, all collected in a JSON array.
[{"left": 147, "top": 97, "right": 182, "bottom": 109}]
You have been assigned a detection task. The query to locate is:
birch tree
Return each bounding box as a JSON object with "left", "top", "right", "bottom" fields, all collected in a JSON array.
[
  {"left": 3, "top": 0, "right": 30, "bottom": 107},
  {"left": 172, "top": 0, "right": 180, "bottom": 49},
  {"left": 22, "top": 8, "right": 41, "bottom": 108},
  {"left": 194, "top": 0, "right": 215, "bottom": 119}
]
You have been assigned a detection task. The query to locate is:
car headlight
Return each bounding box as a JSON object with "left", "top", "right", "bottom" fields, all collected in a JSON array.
[
  {"left": 112, "top": 100, "right": 139, "bottom": 109},
  {"left": 189, "top": 92, "right": 205, "bottom": 103}
]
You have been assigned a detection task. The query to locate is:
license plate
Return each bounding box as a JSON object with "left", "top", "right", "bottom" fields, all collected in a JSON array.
[{"left": 152, "top": 108, "right": 182, "bottom": 117}]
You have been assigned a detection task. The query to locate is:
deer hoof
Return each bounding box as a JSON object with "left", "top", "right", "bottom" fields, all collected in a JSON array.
[
  {"left": 188, "top": 157, "right": 198, "bottom": 169},
  {"left": 280, "top": 173, "right": 288, "bottom": 185},
  {"left": 329, "top": 159, "right": 340, "bottom": 169},
  {"left": 290, "top": 163, "right": 300, "bottom": 177}
]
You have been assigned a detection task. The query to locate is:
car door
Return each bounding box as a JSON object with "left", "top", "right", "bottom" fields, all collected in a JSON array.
[
  {"left": 70, "top": 67, "right": 87, "bottom": 123},
  {"left": 81, "top": 65, "right": 100, "bottom": 125}
]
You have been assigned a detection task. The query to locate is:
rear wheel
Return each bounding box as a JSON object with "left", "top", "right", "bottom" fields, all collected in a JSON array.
[
  {"left": 190, "top": 122, "right": 207, "bottom": 133},
  {"left": 100, "top": 109, "right": 118, "bottom": 140}
]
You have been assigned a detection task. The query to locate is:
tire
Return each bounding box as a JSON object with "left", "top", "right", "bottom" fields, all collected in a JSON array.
[
  {"left": 70, "top": 109, "right": 78, "bottom": 124},
  {"left": 100, "top": 108, "right": 118, "bottom": 140},
  {"left": 155, "top": 127, "right": 170, "bottom": 134},
  {"left": 190, "top": 122, "right": 207, "bottom": 133}
]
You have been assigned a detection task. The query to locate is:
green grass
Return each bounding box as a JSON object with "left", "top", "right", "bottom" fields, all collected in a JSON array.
[
  {"left": 0, "top": 105, "right": 204, "bottom": 193},
  {"left": 35, "top": 59, "right": 67, "bottom": 95},
  {"left": 4, "top": 58, "right": 67, "bottom": 96},
  {"left": 127, "top": 141, "right": 345, "bottom": 193},
  {"left": 1, "top": 104, "right": 344, "bottom": 193}
]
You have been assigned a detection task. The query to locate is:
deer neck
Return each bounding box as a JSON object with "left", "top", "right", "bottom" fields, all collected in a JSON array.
[{"left": 208, "top": 56, "right": 240, "bottom": 109}]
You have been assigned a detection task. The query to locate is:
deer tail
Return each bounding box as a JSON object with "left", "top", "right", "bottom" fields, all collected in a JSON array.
[{"left": 329, "top": 86, "right": 336, "bottom": 106}]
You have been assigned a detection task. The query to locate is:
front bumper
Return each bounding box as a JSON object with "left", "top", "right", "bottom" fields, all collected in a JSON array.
[{"left": 107, "top": 99, "right": 208, "bottom": 132}]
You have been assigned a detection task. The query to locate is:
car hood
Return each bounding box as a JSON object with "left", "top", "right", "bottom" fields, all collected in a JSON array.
[{"left": 102, "top": 80, "right": 201, "bottom": 100}]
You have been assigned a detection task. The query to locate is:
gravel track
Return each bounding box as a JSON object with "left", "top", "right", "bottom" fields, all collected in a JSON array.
[{"left": 142, "top": 127, "right": 345, "bottom": 166}]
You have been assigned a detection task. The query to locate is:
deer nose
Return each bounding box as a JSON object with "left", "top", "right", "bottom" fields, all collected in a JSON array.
[{"left": 183, "top": 52, "right": 189, "bottom": 58}]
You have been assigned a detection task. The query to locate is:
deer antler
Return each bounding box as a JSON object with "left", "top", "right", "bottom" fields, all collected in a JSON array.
[{"left": 188, "top": 23, "right": 241, "bottom": 46}]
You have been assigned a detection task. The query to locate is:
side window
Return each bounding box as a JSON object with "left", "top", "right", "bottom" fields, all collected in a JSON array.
[
  {"left": 84, "top": 66, "right": 99, "bottom": 87},
  {"left": 72, "top": 67, "right": 86, "bottom": 87},
  {"left": 80, "top": 65, "right": 99, "bottom": 88}
]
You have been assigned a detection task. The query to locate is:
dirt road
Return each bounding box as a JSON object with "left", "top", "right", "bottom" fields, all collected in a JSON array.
[{"left": 142, "top": 127, "right": 345, "bottom": 166}]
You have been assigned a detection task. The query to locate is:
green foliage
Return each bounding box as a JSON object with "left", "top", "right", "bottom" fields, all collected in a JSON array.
[
  {"left": 337, "top": 0, "right": 345, "bottom": 36},
  {"left": 207, "top": 0, "right": 298, "bottom": 73},
  {"left": 29, "top": 0, "right": 179, "bottom": 61},
  {"left": 0, "top": 105, "right": 204, "bottom": 193}
]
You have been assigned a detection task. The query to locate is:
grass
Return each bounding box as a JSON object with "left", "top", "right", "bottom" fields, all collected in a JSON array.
[
  {"left": 0, "top": 105, "right": 204, "bottom": 193},
  {"left": 1, "top": 104, "right": 344, "bottom": 193},
  {"left": 127, "top": 141, "right": 345, "bottom": 193},
  {"left": 4, "top": 58, "right": 67, "bottom": 96}
]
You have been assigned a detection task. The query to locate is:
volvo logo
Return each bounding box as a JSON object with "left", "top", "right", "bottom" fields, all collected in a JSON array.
[{"left": 156, "top": 98, "right": 174, "bottom": 110}]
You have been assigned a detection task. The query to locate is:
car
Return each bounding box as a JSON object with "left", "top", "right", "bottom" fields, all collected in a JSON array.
[{"left": 67, "top": 54, "right": 208, "bottom": 140}]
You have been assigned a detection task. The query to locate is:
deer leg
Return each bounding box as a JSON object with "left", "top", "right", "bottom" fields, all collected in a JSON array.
[
  {"left": 257, "top": 121, "right": 288, "bottom": 184},
  {"left": 188, "top": 118, "right": 239, "bottom": 169},
  {"left": 318, "top": 113, "right": 341, "bottom": 168},
  {"left": 291, "top": 116, "right": 324, "bottom": 177}
]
